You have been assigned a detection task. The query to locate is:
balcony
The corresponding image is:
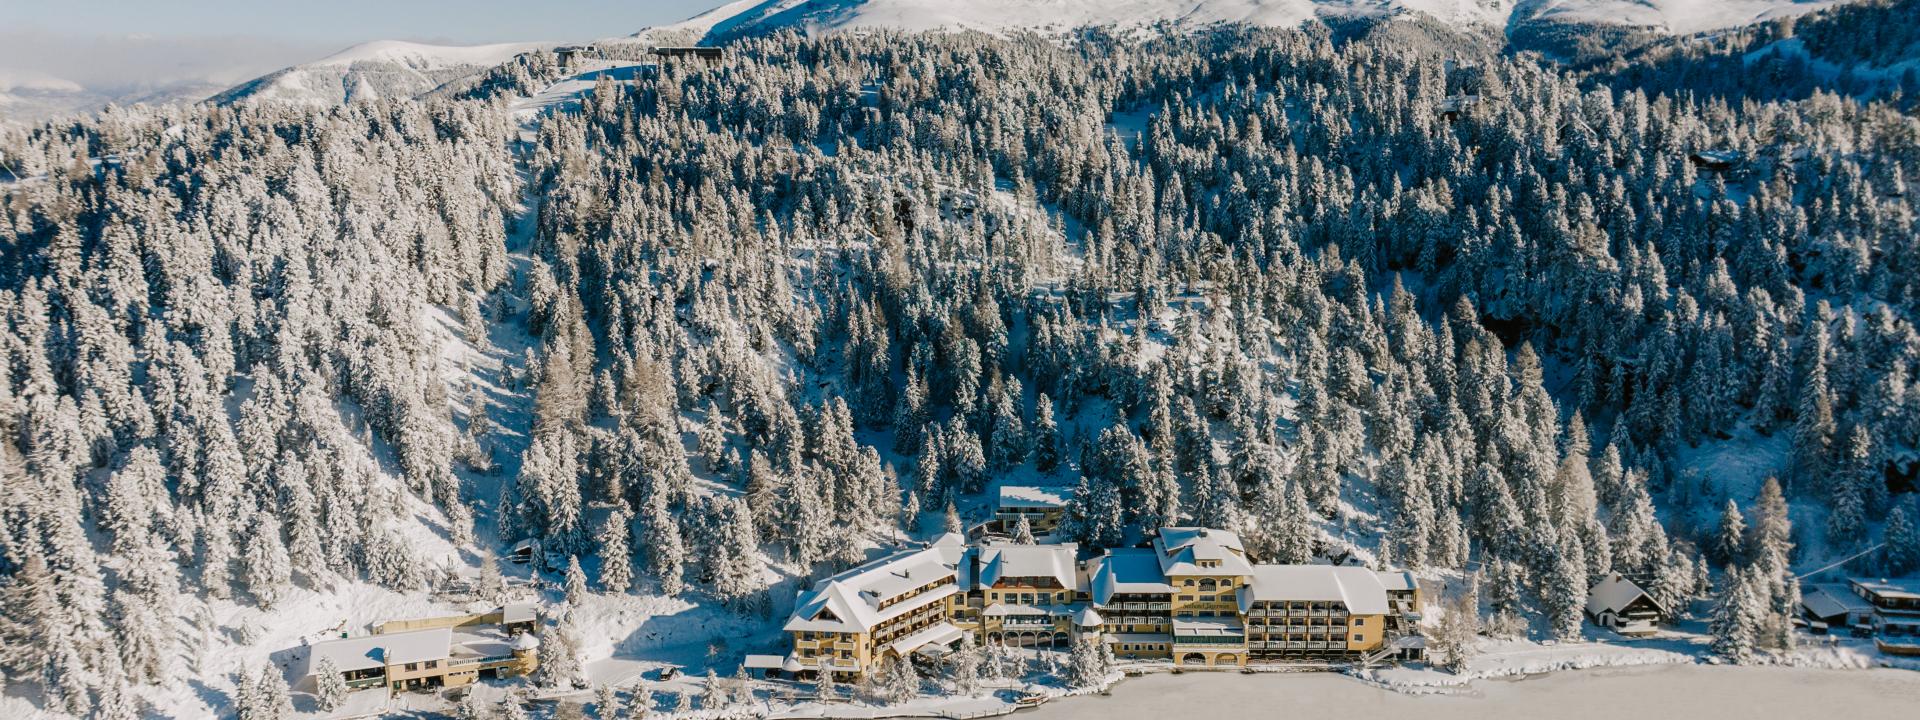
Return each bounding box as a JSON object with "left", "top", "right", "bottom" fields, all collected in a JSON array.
[{"left": 1148, "top": 603, "right": 1172, "bottom": 611}]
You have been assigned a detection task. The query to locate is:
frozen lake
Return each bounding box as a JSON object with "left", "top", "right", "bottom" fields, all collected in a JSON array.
[{"left": 1022, "top": 665, "right": 1920, "bottom": 720}]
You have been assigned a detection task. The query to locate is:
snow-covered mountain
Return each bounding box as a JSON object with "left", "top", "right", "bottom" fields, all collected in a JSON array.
[
  {"left": 664, "top": 0, "right": 1511, "bottom": 40},
  {"left": 212, "top": 40, "right": 550, "bottom": 107},
  {"left": 1517, "top": 0, "right": 1838, "bottom": 36},
  {"left": 655, "top": 0, "right": 1846, "bottom": 41},
  {"left": 0, "top": 70, "right": 226, "bottom": 125}
]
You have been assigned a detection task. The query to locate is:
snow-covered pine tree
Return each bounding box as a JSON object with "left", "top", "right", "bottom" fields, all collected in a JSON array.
[
  {"left": 314, "top": 655, "right": 348, "bottom": 710},
  {"left": 1711, "top": 499, "right": 1747, "bottom": 568},
  {"left": 1886, "top": 502, "right": 1920, "bottom": 575},
  {"left": 598, "top": 508, "right": 633, "bottom": 595},
  {"left": 1709, "top": 566, "right": 1764, "bottom": 664},
  {"left": 564, "top": 554, "right": 590, "bottom": 604}
]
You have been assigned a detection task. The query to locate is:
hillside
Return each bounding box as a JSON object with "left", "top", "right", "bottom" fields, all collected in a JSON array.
[
  {"left": 211, "top": 40, "right": 552, "bottom": 106},
  {"left": 662, "top": 0, "right": 1846, "bottom": 42},
  {"left": 2, "top": 5, "right": 1919, "bottom": 720}
]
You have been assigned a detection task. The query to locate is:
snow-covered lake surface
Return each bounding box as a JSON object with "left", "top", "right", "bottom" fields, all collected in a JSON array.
[{"left": 1024, "top": 666, "right": 1920, "bottom": 720}]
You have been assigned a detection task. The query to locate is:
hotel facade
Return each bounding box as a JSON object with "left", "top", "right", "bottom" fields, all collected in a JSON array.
[{"left": 777, "top": 527, "right": 1424, "bottom": 677}]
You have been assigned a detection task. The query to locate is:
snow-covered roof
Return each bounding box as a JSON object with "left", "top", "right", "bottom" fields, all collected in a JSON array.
[
  {"left": 1172, "top": 618, "right": 1245, "bottom": 637},
  {"left": 1073, "top": 606, "right": 1103, "bottom": 626},
  {"left": 301, "top": 628, "right": 451, "bottom": 676},
  {"left": 1089, "top": 548, "right": 1176, "bottom": 605},
  {"left": 1238, "top": 565, "right": 1391, "bottom": 615},
  {"left": 1802, "top": 584, "right": 1874, "bottom": 620},
  {"left": 977, "top": 542, "right": 1080, "bottom": 590},
  {"left": 1153, "top": 527, "right": 1254, "bottom": 576},
  {"left": 997, "top": 485, "right": 1071, "bottom": 510},
  {"left": 885, "top": 622, "right": 965, "bottom": 657},
  {"left": 1375, "top": 570, "right": 1417, "bottom": 593},
  {"left": 743, "top": 654, "right": 787, "bottom": 670},
  {"left": 501, "top": 602, "right": 539, "bottom": 624},
  {"left": 982, "top": 602, "right": 1052, "bottom": 617},
  {"left": 1587, "top": 574, "right": 1663, "bottom": 617},
  {"left": 784, "top": 546, "right": 958, "bottom": 633},
  {"left": 1852, "top": 578, "right": 1920, "bottom": 602}
]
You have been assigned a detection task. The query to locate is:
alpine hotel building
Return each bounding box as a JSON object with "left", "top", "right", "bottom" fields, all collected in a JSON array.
[{"left": 779, "top": 527, "right": 1423, "bottom": 677}]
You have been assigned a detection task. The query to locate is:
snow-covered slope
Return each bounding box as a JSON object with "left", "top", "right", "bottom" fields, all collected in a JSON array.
[
  {"left": 672, "top": 0, "right": 1513, "bottom": 39},
  {"left": 655, "top": 0, "right": 1851, "bottom": 42},
  {"left": 1517, "top": 0, "right": 1837, "bottom": 35},
  {"left": 213, "top": 40, "right": 550, "bottom": 107}
]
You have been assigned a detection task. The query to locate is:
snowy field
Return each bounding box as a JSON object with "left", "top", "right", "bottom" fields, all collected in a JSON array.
[{"left": 1022, "top": 665, "right": 1920, "bottom": 720}]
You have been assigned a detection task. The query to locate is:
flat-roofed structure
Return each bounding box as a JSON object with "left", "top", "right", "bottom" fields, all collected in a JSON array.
[
  {"left": 299, "top": 620, "right": 538, "bottom": 696},
  {"left": 995, "top": 485, "right": 1072, "bottom": 534},
  {"left": 1851, "top": 578, "right": 1920, "bottom": 655}
]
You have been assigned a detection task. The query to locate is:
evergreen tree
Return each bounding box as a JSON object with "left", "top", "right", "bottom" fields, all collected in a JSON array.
[
  {"left": 598, "top": 509, "right": 634, "bottom": 595},
  {"left": 1709, "top": 567, "right": 1764, "bottom": 664},
  {"left": 1885, "top": 503, "right": 1920, "bottom": 575},
  {"left": 314, "top": 656, "right": 348, "bottom": 711},
  {"left": 565, "top": 554, "right": 590, "bottom": 604},
  {"left": 1711, "top": 499, "right": 1747, "bottom": 568}
]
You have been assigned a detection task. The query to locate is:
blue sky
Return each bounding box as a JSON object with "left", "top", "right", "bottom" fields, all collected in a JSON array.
[{"left": 0, "top": 0, "right": 732, "bottom": 92}]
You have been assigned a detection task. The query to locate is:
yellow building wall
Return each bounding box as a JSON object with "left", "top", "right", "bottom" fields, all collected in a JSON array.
[{"left": 1344, "top": 614, "right": 1385, "bottom": 651}]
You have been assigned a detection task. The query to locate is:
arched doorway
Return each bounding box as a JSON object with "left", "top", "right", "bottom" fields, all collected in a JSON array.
[
  {"left": 1051, "top": 632, "right": 1069, "bottom": 648},
  {"left": 1181, "top": 653, "right": 1207, "bottom": 665},
  {"left": 1214, "top": 653, "right": 1237, "bottom": 667},
  {"left": 987, "top": 632, "right": 1002, "bottom": 645}
]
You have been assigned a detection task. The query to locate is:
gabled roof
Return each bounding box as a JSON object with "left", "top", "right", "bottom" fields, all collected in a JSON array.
[
  {"left": 1153, "top": 527, "right": 1254, "bottom": 576},
  {"left": 1587, "top": 573, "right": 1664, "bottom": 617},
  {"left": 1803, "top": 583, "right": 1875, "bottom": 619},
  {"left": 997, "top": 485, "right": 1071, "bottom": 510},
  {"left": 977, "top": 542, "right": 1080, "bottom": 590},
  {"left": 784, "top": 546, "right": 958, "bottom": 633},
  {"left": 1238, "top": 565, "right": 1390, "bottom": 615},
  {"left": 1088, "top": 548, "right": 1176, "bottom": 605},
  {"left": 301, "top": 628, "right": 451, "bottom": 676}
]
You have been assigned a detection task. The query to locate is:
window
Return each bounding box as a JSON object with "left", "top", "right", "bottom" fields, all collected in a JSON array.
[
  {"left": 1353, "top": 635, "right": 1364, "bottom": 643},
  {"left": 1352, "top": 618, "right": 1364, "bottom": 626},
  {"left": 404, "top": 663, "right": 418, "bottom": 671}
]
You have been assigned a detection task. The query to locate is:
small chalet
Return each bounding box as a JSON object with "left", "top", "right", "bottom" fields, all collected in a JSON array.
[{"left": 1586, "top": 574, "right": 1664, "bottom": 637}]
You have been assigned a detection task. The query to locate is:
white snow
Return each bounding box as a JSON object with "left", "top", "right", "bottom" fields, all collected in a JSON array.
[
  {"left": 648, "top": 0, "right": 1855, "bottom": 41},
  {"left": 1523, "top": 0, "right": 1839, "bottom": 35},
  {"left": 305, "top": 40, "right": 551, "bottom": 69},
  {"left": 673, "top": 0, "right": 1516, "bottom": 39}
]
